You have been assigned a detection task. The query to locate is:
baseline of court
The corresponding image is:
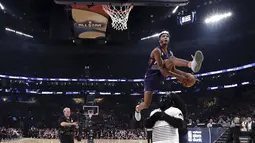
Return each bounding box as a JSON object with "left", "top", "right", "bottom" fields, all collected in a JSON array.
[{"left": 1, "top": 138, "right": 147, "bottom": 143}]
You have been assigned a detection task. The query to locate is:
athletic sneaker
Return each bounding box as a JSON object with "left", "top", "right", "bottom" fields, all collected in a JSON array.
[
  {"left": 191, "top": 50, "right": 204, "bottom": 73},
  {"left": 135, "top": 105, "right": 141, "bottom": 121}
]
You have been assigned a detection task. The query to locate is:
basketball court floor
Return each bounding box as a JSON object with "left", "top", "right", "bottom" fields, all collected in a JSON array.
[{"left": 1, "top": 138, "right": 147, "bottom": 143}]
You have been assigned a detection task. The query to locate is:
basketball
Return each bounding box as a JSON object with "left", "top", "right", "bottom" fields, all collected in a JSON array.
[{"left": 182, "top": 73, "right": 196, "bottom": 87}]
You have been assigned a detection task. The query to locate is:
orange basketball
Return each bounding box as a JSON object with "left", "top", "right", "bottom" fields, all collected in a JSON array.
[{"left": 182, "top": 73, "right": 196, "bottom": 87}]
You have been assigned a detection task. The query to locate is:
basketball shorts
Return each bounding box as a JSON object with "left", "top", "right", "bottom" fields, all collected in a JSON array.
[{"left": 144, "top": 70, "right": 163, "bottom": 91}]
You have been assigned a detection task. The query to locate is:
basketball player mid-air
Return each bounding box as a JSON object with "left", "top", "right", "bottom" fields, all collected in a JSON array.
[{"left": 135, "top": 31, "right": 204, "bottom": 121}]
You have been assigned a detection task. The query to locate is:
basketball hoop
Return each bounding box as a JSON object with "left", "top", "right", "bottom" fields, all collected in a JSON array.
[{"left": 102, "top": 4, "right": 133, "bottom": 31}]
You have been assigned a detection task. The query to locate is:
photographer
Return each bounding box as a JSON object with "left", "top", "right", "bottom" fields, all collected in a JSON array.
[{"left": 58, "top": 107, "right": 79, "bottom": 143}]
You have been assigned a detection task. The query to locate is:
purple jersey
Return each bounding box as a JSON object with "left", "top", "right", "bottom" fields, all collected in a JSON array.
[{"left": 144, "top": 47, "right": 172, "bottom": 91}]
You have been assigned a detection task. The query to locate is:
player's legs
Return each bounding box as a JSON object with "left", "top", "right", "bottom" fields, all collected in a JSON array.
[
  {"left": 169, "top": 50, "right": 204, "bottom": 73},
  {"left": 136, "top": 91, "right": 153, "bottom": 112},
  {"left": 169, "top": 56, "right": 190, "bottom": 67},
  {"left": 135, "top": 91, "right": 153, "bottom": 121},
  {"left": 135, "top": 72, "right": 161, "bottom": 121},
  {"left": 172, "top": 68, "right": 189, "bottom": 77}
]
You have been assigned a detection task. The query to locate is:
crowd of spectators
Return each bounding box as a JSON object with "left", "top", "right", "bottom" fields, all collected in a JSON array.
[
  {"left": 186, "top": 98, "right": 255, "bottom": 127},
  {"left": 1, "top": 98, "right": 254, "bottom": 140},
  {"left": 0, "top": 127, "right": 22, "bottom": 141},
  {"left": 0, "top": 85, "right": 254, "bottom": 141},
  {"left": 27, "top": 127, "right": 145, "bottom": 140},
  {"left": 1, "top": 112, "right": 254, "bottom": 140}
]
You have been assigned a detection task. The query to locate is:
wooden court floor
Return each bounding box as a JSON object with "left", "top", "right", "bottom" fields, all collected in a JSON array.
[{"left": 1, "top": 138, "right": 147, "bottom": 143}]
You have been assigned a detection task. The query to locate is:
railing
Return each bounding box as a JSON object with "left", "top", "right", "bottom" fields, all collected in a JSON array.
[{"left": 0, "top": 62, "right": 254, "bottom": 82}]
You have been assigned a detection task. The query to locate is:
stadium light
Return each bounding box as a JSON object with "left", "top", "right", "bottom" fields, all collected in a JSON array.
[
  {"left": 205, "top": 12, "right": 232, "bottom": 24},
  {"left": 5, "top": 27, "right": 33, "bottom": 38},
  {"left": 0, "top": 2, "right": 4, "bottom": 10},
  {"left": 172, "top": 6, "right": 179, "bottom": 14},
  {"left": 141, "top": 33, "right": 160, "bottom": 40}
]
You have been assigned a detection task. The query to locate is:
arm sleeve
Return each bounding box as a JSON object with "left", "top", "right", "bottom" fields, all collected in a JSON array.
[
  {"left": 59, "top": 117, "right": 65, "bottom": 126},
  {"left": 162, "top": 108, "right": 184, "bottom": 128},
  {"left": 144, "top": 109, "right": 161, "bottom": 129}
]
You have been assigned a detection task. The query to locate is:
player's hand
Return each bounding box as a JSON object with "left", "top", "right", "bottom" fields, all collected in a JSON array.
[
  {"left": 177, "top": 75, "right": 189, "bottom": 86},
  {"left": 73, "top": 122, "right": 79, "bottom": 129},
  {"left": 72, "top": 122, "right": 78, "bottom": 126},
  {"left": 178, "top": 73, "right": 196, "bottom": 87},
  {"left": 176, "top": 74, "right": 186, "bottom": 82}
]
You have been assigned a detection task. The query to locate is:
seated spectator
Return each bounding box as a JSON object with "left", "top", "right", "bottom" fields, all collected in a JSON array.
[{"left": 207, "top": 119, "right": 215, "bottom": 128}]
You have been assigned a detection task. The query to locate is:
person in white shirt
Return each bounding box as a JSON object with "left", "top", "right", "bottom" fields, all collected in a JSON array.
[
  {"left": 206, "top": 119, "right": 215, "bottom": 128},
  {"left": 144, "top": 94, "right": 186, "bottom": 143},
  {"left": 246, "top": 117, "right": 252, "bottom": 131}
]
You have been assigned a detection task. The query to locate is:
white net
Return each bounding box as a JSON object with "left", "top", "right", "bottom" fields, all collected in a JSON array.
[
  {"left": 102, "top": 5, "right": 133, "bottom": 31},
  {"left": 88, "top": 110, "right": 93, "bottom": 119}
]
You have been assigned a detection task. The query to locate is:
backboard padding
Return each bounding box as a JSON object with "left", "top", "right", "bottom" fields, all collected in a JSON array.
[{"left": 55, "top": 0, "right": 189, "bottom": 6}]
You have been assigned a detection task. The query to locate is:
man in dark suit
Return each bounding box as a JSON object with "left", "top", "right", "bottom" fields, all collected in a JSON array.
[{"left": 58, "top": 107, "right": 79, "bottom": 143}]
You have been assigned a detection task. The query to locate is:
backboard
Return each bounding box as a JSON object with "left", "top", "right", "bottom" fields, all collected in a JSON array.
[
  {"left": 54, "top": 0, "right": 190, "bottom": 6},
  {"left": 55, "top": 0, "right": 189, "bottom": 32},
  {"left": 83, "top": 105, "right": 99, "bottom": 118}
]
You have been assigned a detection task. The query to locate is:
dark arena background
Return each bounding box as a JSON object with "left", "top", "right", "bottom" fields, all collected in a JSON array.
[{"left": 0, "top": 0, "right": 255, "bottom": 143}]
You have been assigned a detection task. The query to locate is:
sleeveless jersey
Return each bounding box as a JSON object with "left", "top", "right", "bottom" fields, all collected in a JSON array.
[
  {"left": 148, "top": 47, "right": 172, "bottom": 70},
  {"left": 145, "top": 47, "right": 172, "bottom": 79}
]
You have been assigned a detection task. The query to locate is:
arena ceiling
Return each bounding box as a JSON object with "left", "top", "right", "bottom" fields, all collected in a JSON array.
[{"left": 2, "top": 0, "right": 255, "bottom": 43}]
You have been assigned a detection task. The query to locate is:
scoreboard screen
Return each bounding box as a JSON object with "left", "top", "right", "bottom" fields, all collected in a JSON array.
[{"left": 178, "top": 11, "right": 196, "bottom": 25}]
